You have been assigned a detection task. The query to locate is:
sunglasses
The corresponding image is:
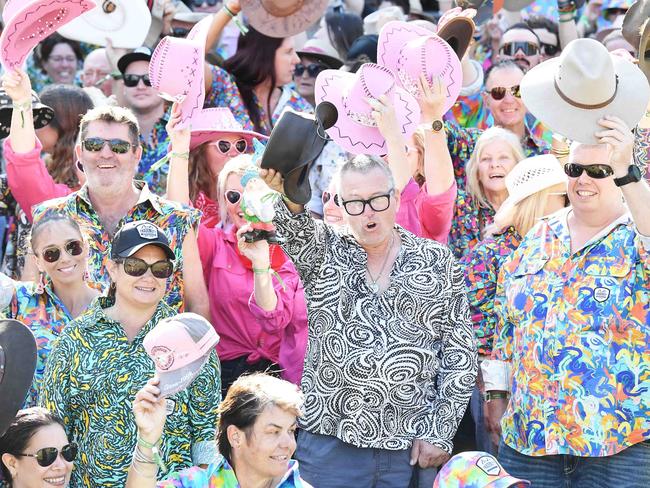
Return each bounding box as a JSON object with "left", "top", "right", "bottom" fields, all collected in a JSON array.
[
  {"left": 500, "top": 41, "right": 539, "bottom": 56},
  {"left": 18, "top": 443, "right": 78, "bottom": 467},
  {"left": 225, "top": 190, "right": 242, "bottom": 205},
  {"left": 563, "top": 163, "right": 614, "bottom": 179},
  {"left": 211, "top": 139, "right": 247, "bottom": 155},
  {"left": 123, "top": 73, "right": 152, "bottom": 87},
  {"left": 82, "top": 137, "right": 135, "bottom": 154},
  {"left": 116, "top": 257, "right": 174, "bottom": 279},
  {"left": 294, "top": 63, "right": 326, "bottom": 78},
  {"left": 38, "top": 240, "right": 84, "bottom": 263},
  {"left": 541, "top": 43, "right": 559, "bottom": 56},
  {"left": 486, "top": 85, "right": 521, "bottom": 100},
  {"left": 322, "top": 191, "right": 340, "bottom": 206},
  {"left": 191, "top": 0, "right": 218, "bottom": 5}
]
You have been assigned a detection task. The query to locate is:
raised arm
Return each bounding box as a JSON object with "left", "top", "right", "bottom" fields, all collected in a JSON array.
[
  {"left": 164, "top": 103, "right": 192, "bottom": 204},
  {"left": 203, "top": 0, "right": 242, "bottom": 94}
]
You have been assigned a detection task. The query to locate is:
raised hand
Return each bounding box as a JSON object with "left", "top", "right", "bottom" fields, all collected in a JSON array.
[
  {"left": 417, "top": 74, "right": 446, "bottom": 123},
  {"left": 1, "top": 69, "right": 32, "bottom": 103},
  {"left": 132, "top": 377, "right": 168, "bottom": 445},
  {"left": 166, "top": 102, "right": 191, "bottom": 154},
  {"left": 258, "top": 168, "right": 285, "bottom": 195},
  {"left": 367, "top": 95, "right": 401, "bottom": 142},
  {"left": 595, "top": 115, "right": 634, "bottom": 176},
  {"left": 237, "top": 224, "right": 271, "bottom": 267}
]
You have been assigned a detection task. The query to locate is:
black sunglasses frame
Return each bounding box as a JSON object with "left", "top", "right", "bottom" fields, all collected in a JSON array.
[
  {"left": 563, "top": 163, "right": 614, "bottom": 179},
  {"left": 486, "top": 85, "right": 521, "bottom": 100},
  {"left": 18, "top": 443, "right": 78, "bottom": 467},
  {"left": 294, "top": 63, "right": 326, "bottom": 78},
  {"left": 341, "top": 191, "right": 394, "bottom": 216},
  {"left": 225, "top": 190, "right": 242, "bottom": 205},
  {"left": 541, "top": 43, "right": 559, "bottom": 56},
  {"left": 123, "top": 73, "right": 152, "bottom": 88},
  {"left": 39, "top": 240, "right": 84, "bottom": 263},
  {"left": 82, "top": 137, "right": 135, "bottom": 154},
  {"left": 115, "top": 257, "right": 174, "bottom": 279},
  {"left": 500, "top": 41, "right": 540, "bottom": 56}
]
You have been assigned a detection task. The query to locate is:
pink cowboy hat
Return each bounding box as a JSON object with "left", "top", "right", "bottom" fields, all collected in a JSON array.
[
  {"left": 149, "top": 15, "right": 211, "bottom": 129},
  {"left": 315, "top": 63, "right": 421, "bottom": 155},
  {"left": 378, "top": 21, "right": 462, "bottom": 115},
  {"left": 0, "top": 0, "right": 96, "bottom": 71},
  {"left": 189, "top": 107, "right": 268, "bottom": 150}
]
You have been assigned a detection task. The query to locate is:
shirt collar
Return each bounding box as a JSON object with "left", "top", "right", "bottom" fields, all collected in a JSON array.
[{"left": 75, "top": 180, "right": 163, "bottom": 214}]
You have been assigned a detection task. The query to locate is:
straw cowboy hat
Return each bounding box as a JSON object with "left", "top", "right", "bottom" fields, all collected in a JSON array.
[
  {"left": 240, "top": 0, "right": 329, "bottom": 38},
  {"left": 145, "top": 0, "right": 209, "bottom": 48},
  {"left": 622, "top": 0, "right": 650, "bottom": 47},
  {"left": 0, "top": 320, "right": 37, "bottom": 436},
  {"left": 0, "top": 0, "right": 96, "bottom": 70},
  {"left": 364, "top": 6, "right": 406, "bottom": 35},
  {"left": 315, "top": 63, "right": 421, "bottom": 155},
  {"left": 189, "top": 107, "right": 268, "bottom": 151},
  {"left": 149, "top": 16, "right": 211, "bottom": 130},
  {"left": 378, "top": 21, "right": 462, "bottom": 115},
  {"left": 520, "top": 38, "right": 650, "bottom": 144},
  {"left": 57, "top": 0, "right": 151, "bottom": 49}
]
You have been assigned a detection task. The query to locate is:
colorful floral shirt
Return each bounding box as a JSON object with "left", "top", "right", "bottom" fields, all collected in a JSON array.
[
  {"left": 158, "top": 457, "right": 311, "bottom": 487},
  {"left": 1, "top": 277, "right": 95, "bottom": 408},
  {"left": 493, "top": 208, "right": 650, "bottom": 457},
  {"left": 138, "top": 111, "right": 171, "bottom": 196},
  {"left": 460, "top": 227, "right": 521, "bottom": 356},
  {"left": 0, "top": 175, "right": 31, "bottom": 279},
  {"left": 41, "top": 297, "right": 221, "bottom": 487},
  {"left": 31, "top": 181, "right": 200, "bottom": 311},
  {"left": 204, "top": 65, "right": 313, "bottom": 135},
  {"left": 445, "top": 122, "right": 549, "bottom": 259}
]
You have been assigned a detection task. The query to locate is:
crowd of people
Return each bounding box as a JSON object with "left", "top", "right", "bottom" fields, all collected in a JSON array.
[{"left": 0, "top": 0, "right": 648, "bottom": 486}]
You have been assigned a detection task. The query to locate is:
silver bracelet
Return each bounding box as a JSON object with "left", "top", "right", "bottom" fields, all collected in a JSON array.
[{"left": 131, "top": 458, "right": 158, "bottom": 479}]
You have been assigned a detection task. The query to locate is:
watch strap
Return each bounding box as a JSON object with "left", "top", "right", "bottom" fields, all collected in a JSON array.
[{"left": 614, "top": 165, "right": 642, "bottom": 187}]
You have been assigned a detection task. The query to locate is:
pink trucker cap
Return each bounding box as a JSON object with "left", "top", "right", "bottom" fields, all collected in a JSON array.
[{"left": 144, "top": 313, "right": 219, "bottom": 397}]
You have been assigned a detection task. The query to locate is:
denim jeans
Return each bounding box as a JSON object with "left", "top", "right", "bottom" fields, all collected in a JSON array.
[
  {"left": 295, "top": 430, "right": 437, "bottom": 488},
  {"left": 498, "top": 439, "right": 650, "bottom": 488},
  {"left": 469, "top": 386, "right": 498, "bottom": 455}
]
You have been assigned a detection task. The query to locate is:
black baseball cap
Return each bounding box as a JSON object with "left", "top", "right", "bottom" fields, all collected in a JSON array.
[
  {"left": 117, "top": 46, "right": 153, "bottom": 75},
  {"left": 111, "top": 221, "right": 175, "bottom": 260}
]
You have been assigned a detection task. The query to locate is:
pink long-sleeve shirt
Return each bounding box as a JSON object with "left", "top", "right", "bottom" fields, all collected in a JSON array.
[
  {"left": 4, "top": 138, "right": 72, "bottom": 222},
  {"left": 197, "top": 224, "right": 308, "bottom": 383}
]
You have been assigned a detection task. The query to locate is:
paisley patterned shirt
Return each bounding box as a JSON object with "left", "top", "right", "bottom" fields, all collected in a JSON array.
[
  {"left": 493, "top": 208, "right": 650, "bottom": 456},
  {"left": 204, "top": 65, "right": 313, "bottom": 135},
  {"left": 158, "top": 458, "right": 311, "bottom": 487},
  {"left": 460, "top": 227, "right": 521, "bottom": 356},
  {"left": 272, "top": 202, "right": 477, "bottom": 453},
  {"left": 31, "top": 181, "right": 200, "bottom": 311},
  {"left": 41, "top": 297, "right": 221, "bottom": 487},
  {"left": 138, "top": 111, "right": 171, "bottom": 196}
]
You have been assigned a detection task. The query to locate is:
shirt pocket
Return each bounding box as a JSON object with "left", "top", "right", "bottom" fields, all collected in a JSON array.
[
  {"left": 507, "top": 257, "right": 549, "bottom": 325},
  {"left": 581, "top": 256, "right": 631, "bottom": 309}
]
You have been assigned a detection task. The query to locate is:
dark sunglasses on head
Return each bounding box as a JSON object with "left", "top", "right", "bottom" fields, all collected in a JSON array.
[
  {"left": 225, "top": 190, "right": 242, "bottom": 205},
  {"left": 212, "top": 139, "right": 247, "bottom": 155},
  {"left": 341, "top": 191, "right": 394, "bottom": 216},
  {"left": 322, "top": 191, "right": 340, "bottom": 206},
  {"left": 564, "top": 163, "right": 614, "bottom": 179},
  {"left": 486, "top": 85, "right": 521, "bottom": 100},
  {"left": 18, "top": 443, "right": 78, "bottom": 467},
  {"left": 294, "top": 63, "right": 326, "bottom": 78},
  {"left": 500, "top": 41, "right": 539, "bottom": 56},
  {"left": 116, "top": 257, "right": 174, "bottom": 279},
  {"left": 123, "top": 73, "right": 152, "bottom": 87},
  {"left": 541, "top": 43, "right": 559, "bottom": 56},
  {"left": 39, "top": 240, "right": 84, "bottom": 263},
  {"left": 82, "top": 137, "right": 135, "bottom": 154}
]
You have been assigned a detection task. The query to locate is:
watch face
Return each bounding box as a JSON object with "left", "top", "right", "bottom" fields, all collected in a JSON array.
[
  {"left": 631, "top": 164, "right": 643, "bottom": 180},
  {"left": 432, "top": 120, "right": 443, "bottom": 131}
]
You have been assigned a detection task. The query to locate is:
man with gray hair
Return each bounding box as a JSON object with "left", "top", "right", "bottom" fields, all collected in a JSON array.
[{"left": 261, "top": 155, "right": 477, "bottom": 488}]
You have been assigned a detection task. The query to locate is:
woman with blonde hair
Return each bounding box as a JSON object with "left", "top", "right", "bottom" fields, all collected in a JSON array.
[
  {"left": 449, "top": 127, "right": 526, "bottom": 259},
  {"left": 460, "top": 154, "right": 568, "bottom": 455}
]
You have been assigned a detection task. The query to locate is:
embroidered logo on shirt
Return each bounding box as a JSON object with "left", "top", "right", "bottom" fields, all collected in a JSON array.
[
  {"left": 476, "top": 455, "right": 501, "bottom": 476},
  {"left": 137, "top": 223, "right": 159, "bottom": 240},
  {"left": 593, "top": 287, "right": 610, "bottom": 302}
]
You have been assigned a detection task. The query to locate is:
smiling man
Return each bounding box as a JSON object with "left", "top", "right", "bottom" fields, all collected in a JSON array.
[{"left": 261, "top": 155, "right": 477, "bottom": 488}]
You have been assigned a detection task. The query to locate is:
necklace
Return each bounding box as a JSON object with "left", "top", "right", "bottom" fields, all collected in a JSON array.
[{"left": 366, "top": 231, "right": 396, "bottom": 294}]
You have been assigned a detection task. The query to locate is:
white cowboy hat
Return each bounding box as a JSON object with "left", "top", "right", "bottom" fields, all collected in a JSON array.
[
  {"left": 145, "top": 0, "right": 210, "bottom": 48},
  {"left": 521, "top": 38, "right": 650, "bottom": 144},
  {"left": 57, "top": 0, "right": 152, "bottom": 49}
]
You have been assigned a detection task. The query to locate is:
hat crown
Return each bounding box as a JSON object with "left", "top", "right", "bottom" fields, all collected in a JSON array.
[
  {"left": 556, "top": 39, "right": 618, "bottom": 107},
  {"left": 505, "top": 155, "right": 566, "bottom": 203},
  {"left": 344, "top": 64, "right": 396, "bottom": 126}
]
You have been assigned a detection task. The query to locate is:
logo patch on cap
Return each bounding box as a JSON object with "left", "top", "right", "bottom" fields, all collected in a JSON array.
[
  {"left": 137, "top": 223, "right": 159, "bottom": 240},
  {"left": 476, "top": 455, "right": 501, "bottom": 476},
  {"left": 151, "top": 345, "right": 174, "bottom": 371}
]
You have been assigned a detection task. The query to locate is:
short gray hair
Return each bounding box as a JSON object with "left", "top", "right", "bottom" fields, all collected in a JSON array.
[{"left": 335, "top": 155, "right": 395, "bottom": 195}]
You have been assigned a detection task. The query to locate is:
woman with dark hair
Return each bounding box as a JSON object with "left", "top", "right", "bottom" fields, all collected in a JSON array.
[
  {"left": 0, "top": 212, "right": 99, "bottom": 408},
  {"left": 31, "top": 33, "right": 84, "bottom": 90},
  {"left": 202, "top": 0, "right": 312, "bottom": 134},
  {"left": 322, "top": 7, "right": 364, "bottom": 60},
  {"left": 0, "top": 407, "right": 77, "bottom": 488},
  {"left": 127, "top": 373, "right": 309, "bottom": 487}
]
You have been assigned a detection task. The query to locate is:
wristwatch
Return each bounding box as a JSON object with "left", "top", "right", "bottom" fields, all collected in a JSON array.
[
  {"left": 484, "top": 391, "right": 510, "bottom": 402},
  {"left": 613, "top": 165, "right": 643, "bottom": 187},
  {"left": 429, "top": 120, "right": 443, "bottom": 132}
]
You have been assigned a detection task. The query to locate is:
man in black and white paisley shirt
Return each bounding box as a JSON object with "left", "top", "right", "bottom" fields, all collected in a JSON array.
[{"left": 260, "top": 155, "right": 477, "bottom": 487}]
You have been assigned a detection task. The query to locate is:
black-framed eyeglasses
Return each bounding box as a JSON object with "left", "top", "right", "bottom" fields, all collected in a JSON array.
[
  {"left": 38, "top": 240, "right": 84, "bottom": 263},
  {"left": 225, "top": 190, "right": 242, "bottom": 205},
  {"left": 115, "top": 257, "right": 174, "bottom": 279},
  {"left": 322, "top": 191, "right": 340, "bottom": 206},
  {"left": 500, "top": 41, "right": 539, "bottom": 56},
  {"left": 341, "top": 190, "right": 394, "bottom": 216},
  {"left": 82, "top": 137, "right": 135, "bottom": 154},
  {"left": 294, "top": 63, "right": 326, "bottom": 78},
  {"left": 17, "top": 443, "right": 78, "bottom": 467},
  {"left": 486, "top": 85, "right": 521, "bottom": 100},
  {"left": 123, "top": 73, "right": 152, "bottom": 87},
  {"left": 541, "top": 43, "right": 559, "bottom": 56},
  {"left": 564, "top": 163, "right": 614, "bottom": 179},
  {"left": 211, "top": 139, "right": 247, "bottom": 155}
]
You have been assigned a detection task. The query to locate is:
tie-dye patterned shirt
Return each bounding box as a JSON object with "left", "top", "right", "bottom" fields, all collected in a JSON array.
[
  {"left": 41, "top": 297, "right": 221, "bottom": 488},
  {"left": 158, "top": 458, "right": 311, "bottom": 487},
  {"left": 31, "top": 181, "right": 200, "bottom": 311},
  {"left": 493, "top": 208, "right": 650, "bottom": 456},
  {"left": 460, "top": 227, "right": 522, "bottom": 356},
  {"left": 138, "top": 111, "right": 171, "bottom": 196}
]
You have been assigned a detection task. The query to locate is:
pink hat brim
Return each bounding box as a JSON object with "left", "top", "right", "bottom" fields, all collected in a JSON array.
[
  {"left": 0, "top": 0, "right": 97, "bottom": 71},
  {"left": 188, "top": 107, "right": 268, "bottom": 150},
  {"left": 315, "top": 69, "right": 420, "bottom": 155},
  {"left": 378, "top": 21, "right": 462, "bottom": 115}
]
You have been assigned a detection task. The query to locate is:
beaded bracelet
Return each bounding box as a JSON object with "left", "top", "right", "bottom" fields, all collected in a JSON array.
[{"left": 223, "top": 5, "right": 249, "bottom": 35}]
